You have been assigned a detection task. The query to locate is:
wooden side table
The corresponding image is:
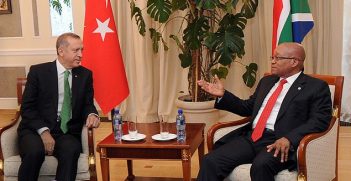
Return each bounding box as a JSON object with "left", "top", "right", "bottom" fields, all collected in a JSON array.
[{"left": 97, "top": 123, "right": 205, "bottom": 181}]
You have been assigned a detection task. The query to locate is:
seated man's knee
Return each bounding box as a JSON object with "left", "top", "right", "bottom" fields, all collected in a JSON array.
[
  {"left": 250, "top": 152, "right": 275, "bottom": 171},
  {"left": 24, "top": 148, "right": 45, "bottom": 162},
  {"left": 65, "top": 143, "right": 81, "bottom": 156},
  {"left": 250, "top": 158, "right": 269, "bottom": 173},
  {"left": 250, "top": 152, "right": 281, "bottom": 179},
  {"left": 201, "top": 153, "right": 218, "bottom": 168}
]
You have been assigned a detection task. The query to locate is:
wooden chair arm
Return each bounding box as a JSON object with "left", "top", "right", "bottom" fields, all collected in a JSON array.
[
  {"left": 87, "top": 127, "right": 97, "bottom": 180},
  {"left": 207, "top": 117, "right": 251, "bottom": 151},
  {"left": 296, "top": 116, "right": 338, "bottom": 181}
]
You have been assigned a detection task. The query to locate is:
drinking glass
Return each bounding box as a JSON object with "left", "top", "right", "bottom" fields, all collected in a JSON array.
[
  {"left": 128, "top": 116, "right": 138, "bottom": 139},
  {"left": 159, "top": 115, "right": 169, "bottom": 139}
]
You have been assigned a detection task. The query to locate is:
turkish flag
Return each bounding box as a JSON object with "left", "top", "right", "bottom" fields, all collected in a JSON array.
[{"left": 82, "top": 0, "right": 129, "bottom": 114}]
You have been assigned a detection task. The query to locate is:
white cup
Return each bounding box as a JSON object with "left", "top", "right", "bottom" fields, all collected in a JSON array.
[
  {"left": 128, "top": 116, "right": 138, "bottom": 139},
  {"left": 159, "top": 115, "right": 169, "bottom": 139}
]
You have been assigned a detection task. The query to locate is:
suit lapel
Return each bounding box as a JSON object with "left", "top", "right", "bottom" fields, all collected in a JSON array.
[
  {"left": 71, "top": 68, "right": 80, "bottom": 110},
  {"left": 252, "top": 76, "right": 279, "bottom": 117},
  {"left": 276, "top": 73, "right": 307, "bottom": 120},
  {"left": 49, "top": 61, "right": 59, "bottom": 112}
]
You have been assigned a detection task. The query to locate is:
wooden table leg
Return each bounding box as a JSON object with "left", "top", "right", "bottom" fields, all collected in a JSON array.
[
  {"left": 181, "top": 149, "right": 191, "bottom": 181},
  {"left": 198, "top": 139, "right": 205, "bottom": 166},
  {"left": 100, "top": 148, "right": 110, "bottom": 181},
  {"left": 126, "top": 160, "right": 135, "bottom": 180}
]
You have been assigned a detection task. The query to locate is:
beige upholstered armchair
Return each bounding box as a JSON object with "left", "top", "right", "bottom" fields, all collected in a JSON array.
[
  {"left": 207, "top": 74, "right": 344, "bottom": 181},
  {"left": 0, "top": 78, "right": 97, "bottom": 181}
]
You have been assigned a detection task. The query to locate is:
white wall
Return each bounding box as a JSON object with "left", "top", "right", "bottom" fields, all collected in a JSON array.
[{"left": 0, "top": 0, "right": 86, "bottom": 109}]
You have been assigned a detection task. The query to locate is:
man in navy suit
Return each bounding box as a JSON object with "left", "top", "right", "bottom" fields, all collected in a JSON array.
[
  {"left": 196, "top": 42, "right": 332, "bottom": 181},
  {"left": 17, "top": 33, "right": 100, "bottom": 181}
]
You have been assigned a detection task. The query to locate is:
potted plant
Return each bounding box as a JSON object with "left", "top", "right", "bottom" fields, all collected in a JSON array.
[{"left": 129, "top": 0, "right": 258, "bottom": 128}]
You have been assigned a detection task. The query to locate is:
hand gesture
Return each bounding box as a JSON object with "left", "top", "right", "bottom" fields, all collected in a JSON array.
[
  {"left": 40, "top": 130, "right": 55, "bottom": 155},
  {"left": 197, "top": 75, "right": 225, "bottom": 97},
  {"left": 266, "top": 137, "right": 291, "bottom": 163},
  {"left": 86, "top": 114, "right": 100, "bottom": 128}
]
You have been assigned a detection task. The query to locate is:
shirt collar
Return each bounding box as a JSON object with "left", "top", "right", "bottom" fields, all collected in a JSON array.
[
  {"left": 281, "top": 71, "right": 302, "bottom": 85},
  {"left": 56, "top": 60, "right": 71, "bottom": 75}
]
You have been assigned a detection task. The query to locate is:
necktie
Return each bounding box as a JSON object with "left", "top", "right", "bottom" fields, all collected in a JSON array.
[
  {"left": 251, "top": 79, "right": 287, "bottom": 142},
  {"left": 60, "top": 70, "right": 71, "bottom": 133}
]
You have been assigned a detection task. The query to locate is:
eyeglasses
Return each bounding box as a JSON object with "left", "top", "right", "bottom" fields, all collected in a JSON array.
[{"left": 270, "top": 56, "right": 298, "bottom": 62}]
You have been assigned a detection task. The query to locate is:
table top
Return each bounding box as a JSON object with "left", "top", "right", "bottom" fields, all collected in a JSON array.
[{"left": 97, "top": 122, "right": 205, "bottom": 150}]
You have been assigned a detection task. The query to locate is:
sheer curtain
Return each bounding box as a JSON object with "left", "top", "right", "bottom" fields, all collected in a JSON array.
[
  {"left": 115, "top": 0, "right": 187, "bottom": 122},
  {"left": 114, "top": 1, "right": 344, "bottom": 122},
  {"left": 342, "top": 0, "right": 351, "bottom": 124}
]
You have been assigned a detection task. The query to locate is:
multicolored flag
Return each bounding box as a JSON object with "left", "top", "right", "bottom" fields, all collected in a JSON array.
[
  {"left": 82, "top": 0, "right": 129, "bottom": 114},
  {"left": 272, "top": 0, "right": 314, "bottom": 53}
]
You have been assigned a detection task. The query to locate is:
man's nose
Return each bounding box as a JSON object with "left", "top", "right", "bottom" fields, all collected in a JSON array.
[{"left": 77, "top": 50, "right": 82, "bottom": 57}]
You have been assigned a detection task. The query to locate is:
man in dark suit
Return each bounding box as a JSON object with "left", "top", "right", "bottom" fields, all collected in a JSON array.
[
  {"left": 196, "top": 42, "right": 332, "bottom": 181},
  {"left": 17, "top": 32, "right": 100, "bottom": 181}
]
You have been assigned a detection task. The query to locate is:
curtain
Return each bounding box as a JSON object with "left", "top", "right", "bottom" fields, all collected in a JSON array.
[
  {"left": 342, "top": 0, "right": 351, "bottom": 124},
  {"left": 114, "top": 0, "right": 344, "bottom": 122}
]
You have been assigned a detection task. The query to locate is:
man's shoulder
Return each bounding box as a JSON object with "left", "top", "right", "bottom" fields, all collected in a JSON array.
[
  {"left": 301, "top": 74, "right": 328, "bottom": 85},
  {"left": 73, "top": 65, "right": 92, "bottom": 74},
  {"left": 29, "top": 61, "right": 55, "bottom": 70},
  {"left": 260, "top": 74, "right": 279, "bottom": 82}
]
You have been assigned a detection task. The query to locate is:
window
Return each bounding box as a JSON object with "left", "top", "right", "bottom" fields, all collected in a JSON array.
[{"left": 49, "top": 0, "right": 73, "bottom": 36}]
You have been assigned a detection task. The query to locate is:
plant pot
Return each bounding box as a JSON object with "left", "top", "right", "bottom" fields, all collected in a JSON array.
[{"left": 175, "top": 97, "right": 219, "bottom": 133}]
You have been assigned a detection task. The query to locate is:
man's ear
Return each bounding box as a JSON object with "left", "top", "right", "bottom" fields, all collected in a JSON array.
[
  {"left": 291, "top": 59, "right": 299, "bottom": 67},
  {"left": 58, "top": 47, "right": 64, "bottom": 56}
]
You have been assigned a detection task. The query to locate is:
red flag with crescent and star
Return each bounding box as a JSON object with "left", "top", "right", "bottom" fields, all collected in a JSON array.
[{"left": 82, "top": 0, "right": 129, "bottom": 114}]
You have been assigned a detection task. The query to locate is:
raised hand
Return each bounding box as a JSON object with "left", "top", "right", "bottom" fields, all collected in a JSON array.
[{"left": 197, "top": 75, "right": 225, "bottom": 97}]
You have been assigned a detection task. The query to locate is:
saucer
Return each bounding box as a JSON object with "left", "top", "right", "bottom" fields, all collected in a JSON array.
[
  {"left": 122, "top": 133, "right": 146, "bottom": 141},
  {"left": 152, "top": 133, "right": 177, "bottom": 141}
]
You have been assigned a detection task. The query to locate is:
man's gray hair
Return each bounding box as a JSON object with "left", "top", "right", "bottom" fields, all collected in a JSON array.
[{"left": 56, "top": 32, "right": 81, "bottom": 55}]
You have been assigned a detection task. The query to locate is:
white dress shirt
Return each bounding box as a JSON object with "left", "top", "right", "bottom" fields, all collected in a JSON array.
[
  {"left": 252, "top": 72, "right": 301, "bottom": 130},
  {"left": 37, "top": 60, "right": 72, "bottom": 134}
]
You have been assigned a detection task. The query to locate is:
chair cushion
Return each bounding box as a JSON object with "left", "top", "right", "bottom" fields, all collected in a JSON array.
[
  {"left": 224, "top": 164, "right": 297, "bottom": 181},
  {"left": 4, "top": 153, "right": 90, "bottom": 178}
]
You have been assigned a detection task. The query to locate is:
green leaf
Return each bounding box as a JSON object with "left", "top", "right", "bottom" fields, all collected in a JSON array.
[
  {"left": 183, "top": 17, "right": 210, "bottom": 50},
  {"left": 204, "top": 32, "right": 216, "bottom": 50},
  {"left": 195, "top": 0, "right": 218, "bottom": 9},
  {"left": 130, "top": 2, "right": 146, "bottom": 36},
  {"left": 241, "top": 0, "right": 258, "bottom": 19},
  {"left": 149, "top": 28, "right": 162, "bottom": 53},
  {"left": 205, "top": 26, "right": 245, "bottom": 66},
  {"left": 63, "top": 0, "right": 70, "bottom": 7},
  {"left": 211, "top": 67, "right": 229, "bottom": 79},
  {"left": 171, "top": 0, "right": 188, "bottom": 11},
  {"left": 179, "top": 51, "right": 192, "bottom": 68},
  {"left": 242, "top": 63, "right": 258, "bottom": 88},
  {"left": 219, "top": 13, "right": 247, "bottom": 30},
  {"left": 51, "top": 0, "right": 62, "bottom": 15},
  {"left": 147, "top": 0, "right": 172, "bottom": 23}
]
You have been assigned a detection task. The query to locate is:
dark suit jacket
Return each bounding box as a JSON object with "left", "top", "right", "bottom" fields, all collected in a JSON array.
[
  {"left": 18, "top": 61, "right": 98, "bottom": 138},
  {"left": 214, "top": 73, "right": 332, "bottom": 151}
]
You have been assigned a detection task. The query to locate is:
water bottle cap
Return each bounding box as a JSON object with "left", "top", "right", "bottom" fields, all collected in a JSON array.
[
  {"left": 178, "top": 109, "right": 183, "bottom": 114},
  {"left": 114, "top": 109, "right": 120, "bottom": 114}
]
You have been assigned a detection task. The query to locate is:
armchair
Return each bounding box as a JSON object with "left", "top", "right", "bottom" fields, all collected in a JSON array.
[
  {"left": 0, "top": 78, "right": 97, "bottom": 181},
  {"left": 207, "top": 74, "right": 344, "bottom": 181}
]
